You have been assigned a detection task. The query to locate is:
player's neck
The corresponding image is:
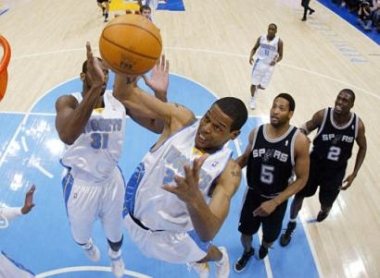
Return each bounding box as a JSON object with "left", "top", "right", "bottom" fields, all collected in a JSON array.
[
  {"left": 333, "top": 112, "right": 351, "bottom": 126},
  {"left": 267, "top": 123, "right": 290, "bottom": 138}
]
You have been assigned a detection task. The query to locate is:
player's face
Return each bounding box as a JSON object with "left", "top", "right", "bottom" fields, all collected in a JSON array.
[
  {"left": 196, "top": 105, "right": 239, "bottom": 153},
  {"left": 270, "top": 97, "right": 293, "bottom": 127},
  {"left": 99, "top": 62, "right": 110, "bottom": 95},
  {"left": 334, "top": 91, "right": 354, "bottom": 116},
  {"left": 141, "top": 9, "right": 151, "bottom": 20},
  {"left": 267, "top": 25, "right": 277, "bottom": 39}
]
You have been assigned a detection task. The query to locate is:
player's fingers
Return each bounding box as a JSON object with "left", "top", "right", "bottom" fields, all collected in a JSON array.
[
  {"left": 183, "top": 164, "right": 196, "bottom": 183},
  {"left": 28, "top": 184, "right": 36, "bottom": 193},
  {"left": 165, "top": 59, "right": 169, "bottom": 73},
  {"left": 193, "top": 154, "right": 209, "bottom": 172},
  {"left": 160, "top": 54, "right": 166, "bottom": 70},
  {"left": 162, "top": 184, "right": 176, "bottom": 193},
  {"left": 86, "top": 42, "right": 93, "bottom": 61}
]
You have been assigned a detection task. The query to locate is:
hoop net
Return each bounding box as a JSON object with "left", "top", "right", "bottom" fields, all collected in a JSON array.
[{"left": 0, "top": 35, "right": 11, "bottom": 101}]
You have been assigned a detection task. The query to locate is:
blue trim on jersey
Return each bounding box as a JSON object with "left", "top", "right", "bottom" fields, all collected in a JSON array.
[
  {"left": 187, "top": 230, "right": 211, "bottom": 252},
  {"left": 117, "top": 165, "right": 127, "bottom": 191},
  {"left": 123, "top": 162, "right": 145, "bottom": 218},
  {"left": 1, "top": 251, "right": 35, "bottom": 275},
  {"left": 251, "top": 59, "right": 260, "bottom": 74},
  {"left": 61, "top": 172, "right": 74, "bottom": 214}
]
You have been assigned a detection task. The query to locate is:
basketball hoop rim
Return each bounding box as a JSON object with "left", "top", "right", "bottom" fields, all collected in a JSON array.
[{"left": 0, "top": 35, "right": 11, "bottom": 74}]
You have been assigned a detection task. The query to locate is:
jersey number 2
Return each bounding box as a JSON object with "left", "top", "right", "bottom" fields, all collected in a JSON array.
[{"left": 327, "top": 146, "right": 341, "bottom": 161}]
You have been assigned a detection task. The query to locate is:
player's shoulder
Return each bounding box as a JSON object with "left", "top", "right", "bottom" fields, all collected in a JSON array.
[{"left": 55, "top": 93, "right": 80, "bottom": 108}]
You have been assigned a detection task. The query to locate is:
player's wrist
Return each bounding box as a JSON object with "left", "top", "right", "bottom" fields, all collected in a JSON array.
[{"left": 271, "top": 198, "right": 280, "bottom": 206}]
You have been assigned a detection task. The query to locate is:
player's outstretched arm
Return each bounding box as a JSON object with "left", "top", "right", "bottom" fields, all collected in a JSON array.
[
  {"left": 114, "top": 72, "right": 195, "bottom": 135},
  {"left": 0, "top": 185, "right": 36, "bottom": 227},
  {"left": 55, "top": 42, "right": 105, "bottom": 145},
  {"left": 236, "top": 128, "right": 256, "bottom": 168}
]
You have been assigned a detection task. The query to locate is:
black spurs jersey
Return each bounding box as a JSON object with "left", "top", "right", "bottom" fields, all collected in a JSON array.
[
  {"left": 246, "top": 124, "right": 298, "bottom": 196},
  {"left": 311, "top": 108, "right": 358, "bottom": 168}
]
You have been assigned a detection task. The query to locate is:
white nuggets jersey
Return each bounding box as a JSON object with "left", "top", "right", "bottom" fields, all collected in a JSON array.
[
  {"left": 124, "top": 121, "right": 232, "bottom": 231},
  {"left": 256, "top": 35, "right": 279, "bottom": 64},
  {"left": 61, "top": 90, "right": 126, "bottom": 182}
]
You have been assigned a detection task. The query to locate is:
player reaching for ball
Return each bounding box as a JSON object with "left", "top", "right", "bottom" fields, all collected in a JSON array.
[
  {"left": 113, "top": 61, "right": 248, "bottom": 277},
  {"left": 54, "top": 42, "right": 168, "bottom": 278}
]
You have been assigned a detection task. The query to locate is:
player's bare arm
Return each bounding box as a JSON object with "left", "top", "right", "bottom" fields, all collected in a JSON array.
[
  {"left": 249, "top": 38, "right": 260, "bottom": 64},
  {"left": 236, "top": 129, "right": 256, "bottom": 168},
  {"left": 300, "top": 109, "right": 324, "bottom": 135},
  {"left": 276, "top": 39, "right": 284, "bottom": 63},
  {"left": 55, "top": 43, "right": 105, "bottom": 145},
  {"left": 114, "top": 73, "right": 195, "bottom": 130},
  {"left": 341, "top": 119, "right": 367, "bottom": 190}
]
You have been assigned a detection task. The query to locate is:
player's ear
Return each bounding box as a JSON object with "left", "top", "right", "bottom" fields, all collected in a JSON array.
[
  {"left": 80, "top": 72, "right": 86, "bottom": 81},
  {"left": 230, "top": 130, "right": 241, "bottom": 140}
]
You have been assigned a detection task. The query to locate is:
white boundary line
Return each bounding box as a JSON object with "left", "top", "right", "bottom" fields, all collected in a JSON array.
[{"left": 35, "top": 266, "right": 152, "bottom": 278}]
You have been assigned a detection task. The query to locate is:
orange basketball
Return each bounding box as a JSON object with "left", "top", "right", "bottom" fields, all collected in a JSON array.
[{"left": 99, "top": 14, "right": 162, "bottom": 76}]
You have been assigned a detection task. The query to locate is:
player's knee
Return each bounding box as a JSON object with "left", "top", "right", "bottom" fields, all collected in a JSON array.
[{"left": 107, "top": 235, "right": 123, "bottom": 251}]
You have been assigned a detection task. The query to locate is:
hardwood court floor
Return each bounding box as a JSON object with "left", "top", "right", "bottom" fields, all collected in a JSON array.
[{"left": 1, "top": 0, "right": 380, "bottom": 277}]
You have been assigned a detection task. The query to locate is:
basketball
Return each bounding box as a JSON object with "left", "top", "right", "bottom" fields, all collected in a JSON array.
[{"left": 99, "top": 14, "right": 162, "bottom": 76}]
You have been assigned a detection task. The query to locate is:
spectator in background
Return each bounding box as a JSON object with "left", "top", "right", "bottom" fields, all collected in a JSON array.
[
  {"left": 341, "top": 0, "right": 363, "bottom": 13},
  {"left": 371, "top": 0, "right": 380, "bottom": 32},
  {"left": 115, "top": 4, "right": 152, "bottom": 22},
  {"left": 137, "top": 0, "right": 166, "bottom": 21},
  {"left": 140, "top": 5, "right": 153, "bottom": 21},
  {"left": 358, "top": 0, "right": 373, "bottom": 31}
]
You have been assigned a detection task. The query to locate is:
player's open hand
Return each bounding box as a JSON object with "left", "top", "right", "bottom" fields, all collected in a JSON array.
[
  {"left": 142, "top": 55, "right": 169, "bottom": 101},
  {"left": 86, "top": 42, "right": 105, "bottom": 89},
  {"left": 21, "top": 185, "right": 36, "bottom": 215},
  {"left": 162, "top": 154, "right": 209, "bottom": 203},
  {"left": 341, "top": 174, "right": 355, "bottom": 190}
]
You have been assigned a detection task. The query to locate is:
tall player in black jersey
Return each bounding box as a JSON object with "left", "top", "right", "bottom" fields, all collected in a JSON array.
[
  {"left": 233, "top": 93, "right": 310, "bottom": 272},
  {"left": 280, "top": 89, "right": 367, "bottom": 247}
]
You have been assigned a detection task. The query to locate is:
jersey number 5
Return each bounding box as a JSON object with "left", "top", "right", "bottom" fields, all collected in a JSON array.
[{"left": 261, "top": 164, "right": 274, "bottom": 184}]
